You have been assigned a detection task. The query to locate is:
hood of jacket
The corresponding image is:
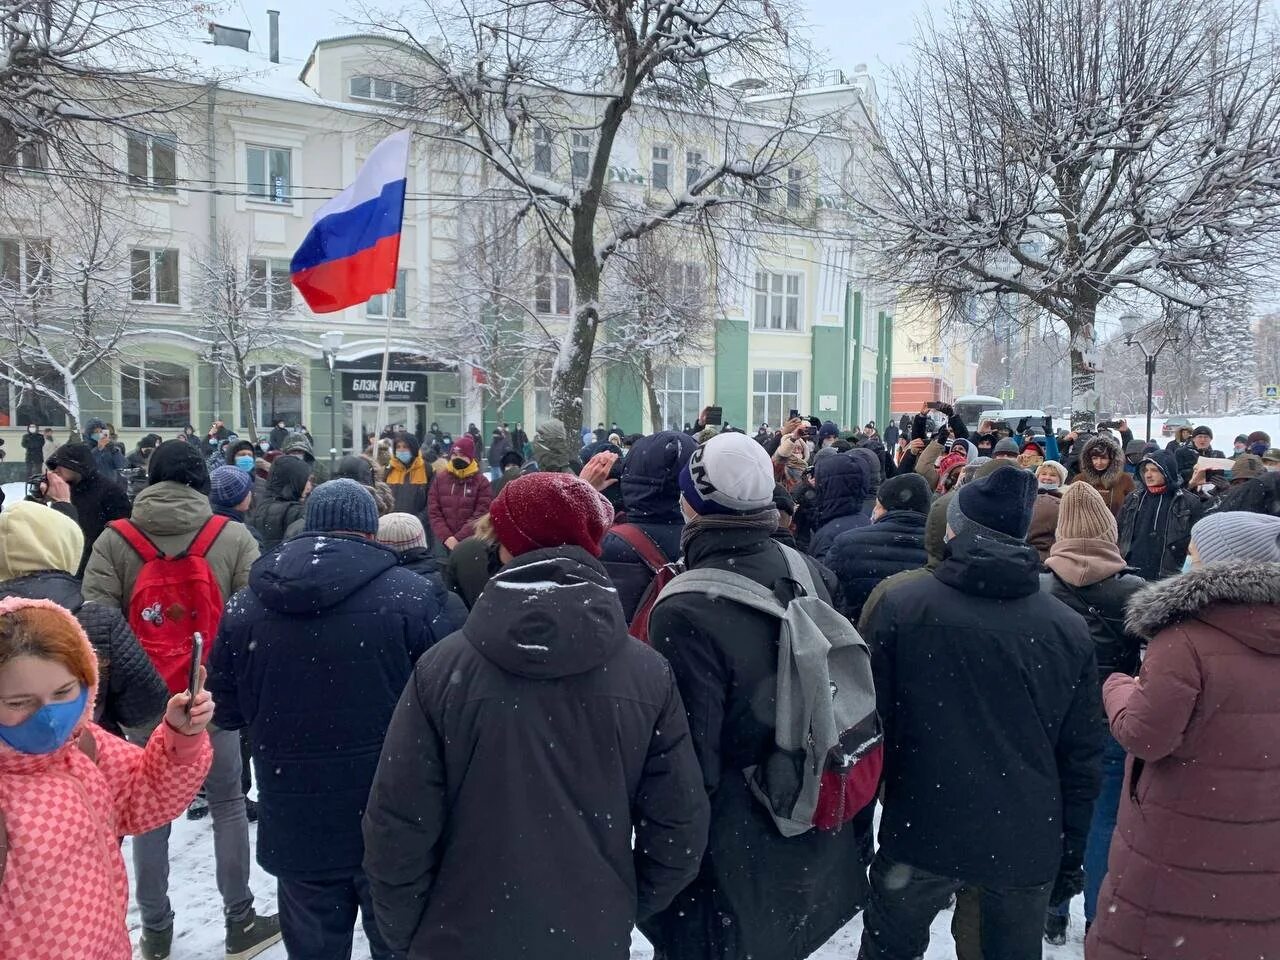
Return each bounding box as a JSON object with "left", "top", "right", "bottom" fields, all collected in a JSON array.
[
  {"left": 1139, "top": 449, "right": 1181, "bottom": 492},
  {"left": 620, "top": 430, "right": 697, "bottom": 523},
  {"left": 533, "top": 419, "right": 575, "bottom": 473},
  {"left": 934, "top": 530, "right": 1043, "bottom": 599},
  {"left": 265, "top": 455, "right": 311, "bottom": 501},
  {"left": 1125, "top": 561, "right": 1280, "bottom": 652},
  {"left": 465, "top": 547, "right": 627, "bottom": 679},
  {"left": 130, "top": 481, "right": 213, "bottom": 537},
  {"left": 249, "top": 533, "right": 399, "bottom": 615},
  {"left": 81, "top": 418, "right": 108, "bottom": 443},
  {"left": 0, "top": 570, "right": 84, "bottom": 612},
  {"left": 849, "top": 445, "right": 883, "bottom": 493},
  {"left": 1078, "top": 434, "right": 1124, "bottom": 487},
  {"left": 815, "top": 453, "right": 866, "bottom": 526}
]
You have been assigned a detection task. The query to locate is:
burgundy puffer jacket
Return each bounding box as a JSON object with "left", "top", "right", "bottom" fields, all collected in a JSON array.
[
  {"left": 1087, "top": 561, "right": 1280, "bottom": 960},
  {"left": 427, "top": 470, "right": 493, "bottom": 543}
]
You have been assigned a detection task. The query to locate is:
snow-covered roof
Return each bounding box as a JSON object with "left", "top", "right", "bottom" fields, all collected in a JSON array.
[{"left": 167, "top": 33, "right": 329, "bottom": 107}]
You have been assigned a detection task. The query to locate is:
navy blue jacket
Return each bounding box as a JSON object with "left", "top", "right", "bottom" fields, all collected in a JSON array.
[
  {"left": 208, "top": 533, "right": 465, "bottom": 880},
  {"left": 825, "top": 510, "right": 928, "bottom": 622},
  {"left": 807, "top": 453, "right": 868, "bottom": 561}
]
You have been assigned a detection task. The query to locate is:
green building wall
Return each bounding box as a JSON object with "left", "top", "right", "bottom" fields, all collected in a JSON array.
[{"left": 714, "top": 318, "right": 749, "bottom": 428}]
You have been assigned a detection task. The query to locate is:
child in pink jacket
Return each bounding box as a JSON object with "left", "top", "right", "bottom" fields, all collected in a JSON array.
[{"left": 0, "top": 596, "right": 213, "bottom": 960}]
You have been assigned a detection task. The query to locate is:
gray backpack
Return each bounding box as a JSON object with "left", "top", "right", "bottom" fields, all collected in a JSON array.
[{"left": 656, "top": 542, "right": 883, "bottom": 837}]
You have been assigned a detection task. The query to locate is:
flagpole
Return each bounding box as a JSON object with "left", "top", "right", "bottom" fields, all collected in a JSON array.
[{"left": 376, "top": 308, "right": 393, "bottom": 442}]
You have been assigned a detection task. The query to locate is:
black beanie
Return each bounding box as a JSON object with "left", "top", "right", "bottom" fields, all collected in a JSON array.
[
  {"left": 47, "top": 442, "right": 97, "bottom": 478},
  {"left": 877, "top": 473, "right": 933, "bottom": 516},
  {"left": 334, "top": 455, "right": 375, "bottom": 486},
  {"left": 148, "top": 439, "right": 211, "bottom": 494},
  {"left": 947, "top": 465, "right": 1037, "bottom": 540},
  {"left": 1192, "top": 425, "right": 1213, "bottom": 439}
]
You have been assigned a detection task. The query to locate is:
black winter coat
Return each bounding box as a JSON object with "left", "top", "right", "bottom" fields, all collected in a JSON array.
[
  {"left": 1117, "top": 452, "right": 1203, "bottom": 580},
  {"left": 825, "top": 510, "right": 928, "bottom": 623},
  {"left": 70, "top": 471, "right": 132, "bottom": 578},
  {"left": 248, "top": 456, "right": 310, "bottom": 551},
  {"left": 442, "top": 537, "right": 503, "bottom": 610},
  {"left": 0, "top": 571, "right": 167, "bottom": 733},
  {"left": 598, "top": 520, "right": 683, "bottom": 621},
  {"left": 643, "top": 525, "right": 869, "bottom": 960},
  {"left": 863, "top": 533, "right": 1102, "bottom": 887},
  {"left": 21, "top": 431, "right": 44, "bottom": 462},
  {"left": 207, "top": 534, "right": 465, "bottom": 880},
  {"left": 362, "top": 548, "right": 709, "bottom": 960},
  {"left": 1039, "top": 569, "right": 1147, "bottom": 682}
]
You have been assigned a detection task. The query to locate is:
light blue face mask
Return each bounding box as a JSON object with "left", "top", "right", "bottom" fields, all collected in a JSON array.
[
  {"left": 1182, "top": 555, "right": 1196, "bottom": 574},
  {"left": 396, "top": 450, "right": 413, "bottom": 465},
  {"left": 0, "top": 686, "right": 88, "bottom": 755},
  {"left": 235, "top": 455, "right": 255, "bottom": 473}
]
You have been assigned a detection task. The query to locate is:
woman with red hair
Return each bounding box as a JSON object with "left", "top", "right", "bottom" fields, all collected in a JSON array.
[{"left": 0, "top": 597, "right": 213, "bottom": 960}]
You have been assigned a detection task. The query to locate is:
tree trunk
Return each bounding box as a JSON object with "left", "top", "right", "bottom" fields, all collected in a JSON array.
[
  {"left": 551, "top": 276, "right": 602, "bottom": 438},
  {"left": 642, "top": 355, "right": 664, "bottom": 433},
  {"left": 65, "top": 378, "right": 81, "bottom": 436},
  {"left": 1068, "top": 304, "right": 1100, "bottom": 431},
  {"left": 241, "top": 380, "right": 259, "bottom": 444}
]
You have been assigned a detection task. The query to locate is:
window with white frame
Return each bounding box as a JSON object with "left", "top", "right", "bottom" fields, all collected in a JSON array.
[
  {"left": 752, "top": 369, "right": 800, "bottom": 430},
  {"left": 534, "top": 366, "right": 592, "bottom": 425},
  {"left": 533, "top": 125, "right": 553, "bottom": 175},
  {"left": 121, "top": 361, "right": 190, "bottom": 429},
  {"left": 367, "top": 268, "right": 408, "bottom": 318},
  {"left": 753, "top": 271, "right": 802, "bottom": 331},
  {"left": 5, "top": 138, "right": 47, "bottom": 174},
  {"left": 571, "top": 132, "right": 591, "bottom": 181},
  {"left": 656, "top": 366, "right": 702, "bottom": 430},
  {"left": 534, "top": 249, "right": 571, "bottom": 315},
  {"left": 0, "top": 237, "right": 52, "bottom": 298},
  {"left": 130, "top": 248, "right": 180, "bottom": 305},
  {"left": 348, "top": 76, "right": 412, "bottom": 104},
  {"left": 668, "top": 261, "right": 705, "bottom": 305},
  {"left": 685, "top": 150, "right": 704, "bottom": 191},
  {"left": 250, "top": 365, "right": 303, "bottom": 428},
  {"left": 247, "top": 145, "right": 292, "bottom": 203},
  {"left": 651, "top": 145, "right": 671, "bottom": 191},
  {"left": 786, "top": 167, "right": 804, "bottom": 209},
  {"left": 126, "top": 131, "right": 177, "bottom": 192},
  {"left": 247, "top": 258, "right": 293, "bottom": 312},
  {"left": 0, "top": 362, "right": 67, "bottom": 426}
]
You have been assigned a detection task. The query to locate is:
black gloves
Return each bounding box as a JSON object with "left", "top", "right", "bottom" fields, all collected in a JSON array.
[
  {"left": 1050, "top": 864, "right": 1084, "bottom": 908},
  {"left": 1016, "top": 417, "right": 1029, "bottom": 436},
  {"left": 1042, "top": 416, "right": 1053, "bottom": 436}
]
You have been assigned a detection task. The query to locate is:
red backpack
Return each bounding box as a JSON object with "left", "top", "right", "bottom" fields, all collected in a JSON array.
[
  {"left": 108, "top": 515, "right": 229, "bottom": 692},
  {"left": 610, "top": 524, "right": 681, "bottom": 644}
]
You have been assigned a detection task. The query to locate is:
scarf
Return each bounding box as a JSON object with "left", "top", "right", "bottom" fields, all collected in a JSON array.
[
  {"left": 680, "top": 507, "right": 781, "bottom": 554},
  {"left": 1045, "top": 537, "right": 1127, "bottom": 587},
  {"left": 1145, "top": 482, "right": 1167, "bottom": 495},
  {"left": 446, "top": 458, "right": 480, "bottom": 480}
]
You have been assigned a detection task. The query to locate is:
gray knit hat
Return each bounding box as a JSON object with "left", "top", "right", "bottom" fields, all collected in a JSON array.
[
  {"left": 1189, "top": 513, "right": 1280, "bottom": 564},
  {"left": 993, "top": 437, "right": 1021, "bottom": 458},
  {"left": 304, "top": 478, "right": 378, "bottom": 535},
  {"left": 377, "top": 512, "right": 427, "bottom": 551}
]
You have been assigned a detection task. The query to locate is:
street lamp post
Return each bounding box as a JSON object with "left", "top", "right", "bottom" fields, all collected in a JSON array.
[
  {"left": 1123, "top": 319, "right": 1179, "bottom": 443},
  {"left": 320, "top": 330, "right": 345, "bottom": 470}
]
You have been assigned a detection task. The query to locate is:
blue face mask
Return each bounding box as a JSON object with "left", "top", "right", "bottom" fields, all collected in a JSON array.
[
  {"left": 0, "top": 686, "right": 88, "bottom": 755},
  {"left": 1182, "top": 555, "right": 1196, "bottom": 574},
  {"left": 209, "top": 437, "right": 219, "bottom": 447},
  {"left": 396, "top": 450, "right": 413, "bottom": 464},
  {"left": 235, "top": 455, "right": 255, "bottom": 473},
  {"left": 91, "top": 431, "right": 103, "bottom": 442}
]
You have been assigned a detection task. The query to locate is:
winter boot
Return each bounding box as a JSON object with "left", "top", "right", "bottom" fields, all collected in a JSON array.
[
  {"left": 225, "top": 909, "right": 282, "bottom": 960},
  {"left": 139, "top": 924, "right": 173, "bottom": 960},
  {"left": 1044, "top": 911, "right": 1068, "bottom": 946},
  {"left": 185, "top": 791, "right": 209, "bottom": 821},
  {"left": 244, "top": 797, "right": 259, "bottom": 823}
]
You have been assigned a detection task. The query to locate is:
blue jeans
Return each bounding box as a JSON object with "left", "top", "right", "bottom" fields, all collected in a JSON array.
[{"left": 1049, "top": 733, "right": 1126, "bottom": 923}]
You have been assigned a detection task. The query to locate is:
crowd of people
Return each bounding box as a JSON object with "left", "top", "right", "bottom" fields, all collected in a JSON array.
[{"left": 0, "top": 402, "right": 1277, "bottom": 960}]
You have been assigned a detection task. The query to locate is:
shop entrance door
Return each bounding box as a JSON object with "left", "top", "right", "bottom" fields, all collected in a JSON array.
[{"left": 345, "top": 402, "right": 424, "bottom": 453}]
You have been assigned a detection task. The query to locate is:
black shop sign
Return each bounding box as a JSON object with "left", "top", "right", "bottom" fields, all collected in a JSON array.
[{"left": 340, "top": 371, "right": 429, "bottom": 403}]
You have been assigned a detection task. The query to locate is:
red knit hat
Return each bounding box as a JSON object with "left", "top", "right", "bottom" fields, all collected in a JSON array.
[
  {"left": 452, "top": 435, "right": 476, "bottom": 460},
  {"left": 489, "top": 472, "right": 615, "bottom": 558}
]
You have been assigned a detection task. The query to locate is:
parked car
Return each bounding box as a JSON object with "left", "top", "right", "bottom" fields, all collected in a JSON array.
[{"left": 1161, "top": 416, "right": 1193, "bottom": 438}]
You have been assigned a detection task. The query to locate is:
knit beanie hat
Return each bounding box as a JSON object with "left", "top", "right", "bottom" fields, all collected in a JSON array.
[
  {"left": 1038, "top": 460, "right": 1069, "bottom": 486},
  {"left": 1248, "top": 430, "right": 1272, "bottom": 446},
  {"left": 0, "top": 501, "right": 85, "bottom": 580},
  {"left": 1055, "top": 482, "right": 1117, "bottom": 542},
  {"left": 993, "top": 437, "right": 1021, "bottom": 457},
  {"left": 680, "top": 432, "right": 776, "bottom": 515},
  {"left": 377, "top": 512, "right": 428, "bottom": 552},
  {"left": 489, "top": 473, "right": 615, "bottom": 558},
  {"left": 46, "top": 441, "right": 97, "bottom": 477},
  {"left": 148, "top": 439, "right": 211, "bottom": 494},
  {"left": 304, "top": 478, "right": 379, "bottom": 535},
  {"left": 1190, "top": 512, "right": 1280, "bottom": 563},
  {"left": 877, "top": 473, "right": 932, "bottom": 515},
  {"left": 817, "top": 421, "right": 840, "bottom": 443},
  {"left": 947, "top": 465, "right": 1037, "bottom": 541},
  {"left": 208, "top": 465, "right": 253, "bottom": 509},
  {"left": 452, "top": 435, "right": 476, "bottom": 460},
  {"left": 1192, "top": 425, "right": 1214, "bottom": 439}
]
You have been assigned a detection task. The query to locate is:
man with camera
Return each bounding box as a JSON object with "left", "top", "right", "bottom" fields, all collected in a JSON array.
[{"left": 38, "top": 441, "right": 132, "bottom": 578}]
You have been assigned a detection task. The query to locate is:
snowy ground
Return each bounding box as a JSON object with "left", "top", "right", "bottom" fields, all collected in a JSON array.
[
  {"left": 1117, "top": 412, "right": 1280, "bottom": 444},
  {"left": 124, "top": 813, "right": 1088, "bottom": 960}
]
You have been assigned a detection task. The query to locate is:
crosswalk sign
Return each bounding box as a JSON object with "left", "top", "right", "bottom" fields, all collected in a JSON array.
[{"left": 1266, "top": 384, "right": 1279, "bottom": 399}]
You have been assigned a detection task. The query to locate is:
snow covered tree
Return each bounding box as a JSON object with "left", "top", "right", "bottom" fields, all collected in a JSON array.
[
  {"left": 1257, "top": 311, "right": 1280, "bottom": 395},
  {"left": 852, "top": 0, "right": 1280, "bottom": 429},
  {"left": 376, "top": 0, "right": 826, "bottom": 435},
  {"left": 0, "top": 182, "right": 134, "bottom": 431},
  {"left": 190, "top": 231, "right": 304, "bottom": 444}
]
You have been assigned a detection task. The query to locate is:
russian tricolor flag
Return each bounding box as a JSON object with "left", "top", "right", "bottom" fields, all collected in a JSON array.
[{"left": 291, "top": 129, "right": 411, "bottom": 313}]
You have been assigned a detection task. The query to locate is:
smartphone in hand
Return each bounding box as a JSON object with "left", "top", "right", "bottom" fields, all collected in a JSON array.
[{"left": 186, "top": 632, "right": 204, "bottom": 719}]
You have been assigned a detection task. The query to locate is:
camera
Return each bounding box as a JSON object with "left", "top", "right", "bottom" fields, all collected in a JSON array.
[{"left": 26, "top": 474, "right": 47, "bottom": 501}]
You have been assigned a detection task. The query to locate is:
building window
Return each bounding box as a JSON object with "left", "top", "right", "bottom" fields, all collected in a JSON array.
[
  {"left": 685, "top": 150, "right": 704, "bottom": 191},
  {"left": 248, "top": 258, "right": 293, "bottom": 312},
  {"left": 0, "top": 237, "right": 52, "bottom": 298},
  {"left": 533, "top": 125, "right": 553, "bottom": 175},
  {"left": 130, "top": 249, "right": 180, "bottom": 305},
  {"left": 121, "top": 361, "right": 191, "bottom": 429},
  {"left": 755, "top": 181, "right": 773, "bottom": 207},
  {"left": 752, "top": 369, "right": 800, "bottom": 430},
  {"left": 651, "top": 145, "right": 671, "bottom": 191},
  {"left": 366, "top": 268, "right": 408, "bottom": 319},
  {"left": 656, "top": 366, "right": 702, "bottom": 430},
  {"left": 126, "top": 131, "right": 177, "bottom": 192},
  {"left": 0, "top": 362, "right": 67, "bottom": 427},
  {"left": 251, "top": 365, "right": 303, "bottom": 428},
  {"left": 668, "top": 261, "right": 704, "bottom": 305},
  {"left": 570, "top": 132, "right": 591, "bottom": 181},
  {"left": 534, "top": 249, "right": 571, "bottom": 316},
  {"left": 534, "top": 366, "right": 592, "bottom": 426},
  {"left": 247, "top": 145, "right": 292, "bottom": 203},
  {"left": 786, "top": 167, "right": 804, "bottom": 210},
  {"left": 753, "top": 271, "right": 802, "bottom": 331},
  {"left": 348, "top": 75, "right": 411, "bottom": 104},
  {"left": 860, "top": 379, "right": 877, "bottom": 427},
  {"left": 3, "top": 138, "right": 47, "bottom": 174}
]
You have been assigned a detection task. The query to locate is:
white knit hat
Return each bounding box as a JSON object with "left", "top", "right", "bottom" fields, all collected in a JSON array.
[
  {"left": 679, "top": 432, "right": 776, "bottom": 515},
  {"left": 377, "top": 512, "right": 428, "bottom": 552}
]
